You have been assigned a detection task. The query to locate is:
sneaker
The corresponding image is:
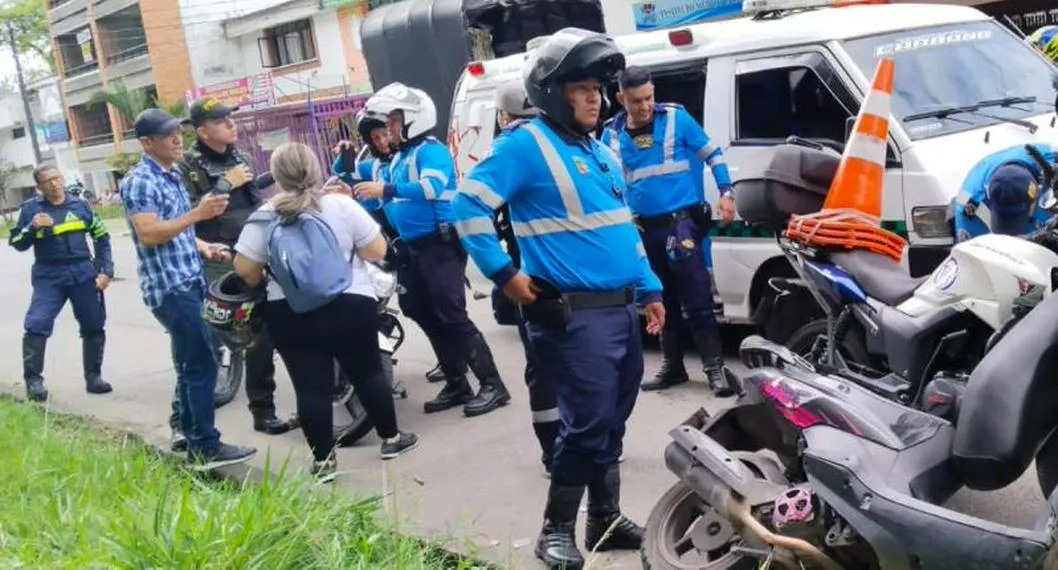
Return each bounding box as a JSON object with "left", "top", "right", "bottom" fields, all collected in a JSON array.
[
  {"left": 380, "top": 432, "right": 420, "bottom": 460},
  {"left": 311, "top": 458, "right": 338, "bottom": 484},
  {"left": 171, "top": 430, "right": 188, "bottom": 453},
  {"left": 188, "top": 443, "right": 257, "bottom": 471}
]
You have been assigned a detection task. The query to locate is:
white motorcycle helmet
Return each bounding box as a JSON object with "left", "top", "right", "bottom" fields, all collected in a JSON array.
[{"left": 364, "top": 82, "right": 437, "bottom": 140}]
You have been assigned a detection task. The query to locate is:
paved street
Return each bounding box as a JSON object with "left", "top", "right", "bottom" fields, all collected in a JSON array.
[{"left": 0, "top": 220, "right": 1047, "bottom": 569}]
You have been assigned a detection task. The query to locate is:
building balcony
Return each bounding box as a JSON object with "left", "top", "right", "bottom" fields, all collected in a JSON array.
[
  {"left": 93, "top": 0, "right": 140, "bottom": 19},
  {"left": 63, "top": 65, "right": 103, "bottom": 107},
  {"left": 76, "top": 132, "right": 116, "bottom": 163},
  {"left": 49, "top": 0, "right": 89, "bottom": 35},
  {"left": 105, "top": 45, "right": 153, "bottom": 88}
]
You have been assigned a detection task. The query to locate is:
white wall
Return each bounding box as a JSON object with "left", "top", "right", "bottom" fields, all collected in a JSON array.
[
  {"left": 235, "top": 10, "right": 350, "bottom": 103},
  {"left": 603, "top": 0, "right": 638, "bottom": 36},
  {"left": 0, "top": 95, "right": 23, "bottom": 132},
  {"left": 178, "top": 0, "right": 255, "bottom": 89}
]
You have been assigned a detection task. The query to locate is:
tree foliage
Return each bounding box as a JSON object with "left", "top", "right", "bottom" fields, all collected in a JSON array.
[
  {"left": 0, "top": 0, "right": 54, "bottom": 74},
  {"left": 90, "top": 81, "right": 191, "bottom": 176}
]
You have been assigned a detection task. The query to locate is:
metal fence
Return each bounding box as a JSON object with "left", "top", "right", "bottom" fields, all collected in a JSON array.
[{"left": 231, "top": 94, "right": 369, "bottom": 196}]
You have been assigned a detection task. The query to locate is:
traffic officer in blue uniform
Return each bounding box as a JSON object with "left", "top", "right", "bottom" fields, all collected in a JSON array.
[
  {"left": 354, "top": 82, "right": 511, "bottom": 417},
  {"left": 488, "top": 77, "right": 561, "bottom": 477},
  {"left": 601, "top": 65, "right": 736, "bottom": 397},
  {"left": 451, "top": 28, "right": 666, "bottom": 569},
  {"left": 335, "top": 108, "right": 452, "bottom": 386},
  {"left": 10, "top": 165, "right": 114, "bottom": 402},
  {"left": 333, "top": 109, "right": 397, "bottom": 233},
  {"left": 954, "top": 143, "right": 1055, "bottom": 242}
]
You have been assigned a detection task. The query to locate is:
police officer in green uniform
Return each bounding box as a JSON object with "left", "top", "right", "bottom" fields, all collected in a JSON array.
[{"left": 170, "top": 97, "right": 294, "bottom": 448}]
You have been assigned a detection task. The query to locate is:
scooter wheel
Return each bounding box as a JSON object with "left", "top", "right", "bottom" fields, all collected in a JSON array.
[{"left": 641, "top": 481, "right": 757, "bottom": 570}]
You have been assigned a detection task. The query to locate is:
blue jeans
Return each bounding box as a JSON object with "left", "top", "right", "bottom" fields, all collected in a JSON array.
[{"left": 152, "top": 284, "right": 220, "bottom": 455}]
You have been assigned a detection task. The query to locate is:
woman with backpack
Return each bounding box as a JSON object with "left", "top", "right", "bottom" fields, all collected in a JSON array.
[{"left": 232, "top": 142, "right": 419, "bottom": 482}]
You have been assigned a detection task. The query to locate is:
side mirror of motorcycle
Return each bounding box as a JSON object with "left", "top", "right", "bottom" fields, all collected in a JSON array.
[{"left": 1041, "top": 188, "right": 1058, "bottom": 213}]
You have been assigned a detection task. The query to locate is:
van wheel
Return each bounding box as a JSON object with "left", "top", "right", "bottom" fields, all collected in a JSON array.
[{"left": 785, "top": 318, "right": 869, "bottom": 365}]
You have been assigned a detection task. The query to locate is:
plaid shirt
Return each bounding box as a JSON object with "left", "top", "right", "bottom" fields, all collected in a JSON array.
[{"left": 120, "top": 154, "right": 205, "bottom": 309}]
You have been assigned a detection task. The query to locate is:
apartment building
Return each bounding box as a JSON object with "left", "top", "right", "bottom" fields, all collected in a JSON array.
[{"left": 46, "top": 0, "right": 195, "bottom": 193}]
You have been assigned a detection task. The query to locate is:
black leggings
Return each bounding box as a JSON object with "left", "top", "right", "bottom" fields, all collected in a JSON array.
[{"left": 265, "top": 293, "right": 399, "bottom": 461}]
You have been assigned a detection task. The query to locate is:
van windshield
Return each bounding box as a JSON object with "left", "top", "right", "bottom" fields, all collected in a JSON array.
[{"left": 842, "top": 20, "right": 1058, "bottom": 141}]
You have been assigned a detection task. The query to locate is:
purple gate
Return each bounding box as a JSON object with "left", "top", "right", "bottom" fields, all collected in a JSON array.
[{"left": 232, "top": 94, "right": 369, "bottom": 196}]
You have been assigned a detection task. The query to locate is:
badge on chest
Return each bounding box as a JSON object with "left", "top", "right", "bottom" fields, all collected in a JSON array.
[{"left": 633, "top": 134, "right": 654, "bottom": 149}]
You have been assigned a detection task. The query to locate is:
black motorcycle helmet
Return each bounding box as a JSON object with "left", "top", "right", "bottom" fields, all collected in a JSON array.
[
  {"left": 356, "top": 109, "right": 390, "bottom": 157},
  {"left": 203, "top": 271, "right": 264, "bottom": 350},
  {"left": 524, "top": 28, "right": 626, "bottom": 132}
]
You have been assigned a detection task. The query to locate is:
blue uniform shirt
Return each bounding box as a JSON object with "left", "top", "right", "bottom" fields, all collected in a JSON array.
[
  {"left": 380, "top": 136, "right": 458, "bottom": 241},
  {"left": 955, "top": 143, "right": 1054, "bottom": 242},
  {"left": 9, "top": 194, "right": 114, "bottom": 277},
  {"left": 452, "top": 117, "right": 662, "bottom": 305},
  {"left": 332, "top": 150, "right": 389, "bottom": 212},
  {"left": 601, "top": 104, "right": 731, "bottom": 218}
]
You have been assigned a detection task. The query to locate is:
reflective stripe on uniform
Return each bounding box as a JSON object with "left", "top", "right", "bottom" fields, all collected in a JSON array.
[
  {"left": 402, "top": 142, "right": 457, "bottom": 201},
  {"left": 517, "top": 122, "right": 633, "bottom": 237},
  {"left": 624, "top": 108, "right": 691, "bottom": 183},
  {"left": 462, "top": 179, "right": 505, "bottom": 210},
  {"left": 957, "top": 190, "right": 993, "bottom": 228},
  {"left": 531, "top": 408, "right": 560, "bottom": 423},
  {"left": 37, "top": 219, "right": 86, "bottom": 239},
  {"left": 453, "top": 216, "right": 496, "bottom": 237},
  {"left": 607, "top": 128, "right": 622, "bottom": 169}
]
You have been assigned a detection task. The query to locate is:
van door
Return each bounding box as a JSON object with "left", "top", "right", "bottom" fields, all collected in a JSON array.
[
  {"left": 724, "top": 49, "right": 906, "bottom": 229},
  {"left": 709, "top": 48, "right": 905, "bottom": 321}
]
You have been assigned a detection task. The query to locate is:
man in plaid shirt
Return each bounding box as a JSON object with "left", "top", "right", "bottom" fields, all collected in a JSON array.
[{"left": 121, "top": 108, "right": 256, "bottom": 471}]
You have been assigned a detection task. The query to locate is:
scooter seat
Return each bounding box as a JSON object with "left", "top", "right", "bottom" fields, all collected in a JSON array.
[{"left": 829, "top": 250, "right": 925, "bottom": 306}]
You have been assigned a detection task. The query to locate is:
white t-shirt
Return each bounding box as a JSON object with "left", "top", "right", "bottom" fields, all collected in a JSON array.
[{"left": 235, "top": 193, "right": 381, "bottom": 302}]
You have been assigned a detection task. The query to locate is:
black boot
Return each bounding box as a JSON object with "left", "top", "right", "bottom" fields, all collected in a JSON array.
[
  {"left": 535, "top": 482, "right": 586, "bottom": 569},
  {"left": 82, "top": 333, "right": 113, "bottom": 394},
  {"left": 694, "top": 330, "right": 734, "bottom": 397},
  {"left": 253, "top": 412, "right": 296, "bottom": 435},
  {"left": 423, "top": 376, "right": 474, "bottom": 413},
  {"left": 22, "top": 334, "right": 48, "bottom": 402},
  {"left": 533, "top": 420, "right": 560, "bottom": 478},
  {"left": 585, "top": 464, "right": 644, "bottom": 552},
  {"left": 640, "top": 333, "right": 689, "bottom": 391},
  {"left": 463, "top": 333, "right": 511, "bottom": 417},
  {"left": 425, "top": 363, "right": 446, "bottom": 383}
]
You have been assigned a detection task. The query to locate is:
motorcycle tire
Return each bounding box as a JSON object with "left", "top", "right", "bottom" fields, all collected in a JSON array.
[
  {"left": 333, "top": 354, "right": 396, "bottom": 448},
  {"left": 641, "top": 480, "right": 757, "bottom": 570},
  {"left": 213, "top": 349, "right": 245, "bottom": 409},
  {"left": 785, "top": 318, "right": 869, "bottom": 366}
]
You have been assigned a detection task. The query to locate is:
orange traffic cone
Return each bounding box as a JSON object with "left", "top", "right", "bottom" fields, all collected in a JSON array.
[
  {"left": 822, "top": 57, "right": 894, "bottom": 217},
  {"left": 786, "top": 57, "right": 906, "bottom": 262}
]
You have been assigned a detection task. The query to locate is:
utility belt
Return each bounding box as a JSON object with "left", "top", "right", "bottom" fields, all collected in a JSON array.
[
  {"left": 636, "top": 202, "right": 712, "bottom": 232},
  {"left": 520, "top": 278, "right": 635, "bottom": 332},
  {"left": 403, "top": 222, "right": 460, "bottom": 252}
]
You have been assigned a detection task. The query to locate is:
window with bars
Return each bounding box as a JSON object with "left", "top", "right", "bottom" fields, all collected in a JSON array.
[{"left": 257, "top": 19, "right": 317, "bottom": 69}]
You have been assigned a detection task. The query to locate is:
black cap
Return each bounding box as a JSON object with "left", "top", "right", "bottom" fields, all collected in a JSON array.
[
  {"left": 186, "top": 97, "right": 239, "bottom": 127},
  {"left": 134, "top": 108, "right": 181, "bottom": 138}
]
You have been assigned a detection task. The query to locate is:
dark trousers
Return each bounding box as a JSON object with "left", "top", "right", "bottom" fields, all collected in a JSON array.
[
  {"left": 397, "top": 240, "right": 482, "bottom": 378},
  {"left": 520, "top": 318, "right": 558, "bottom": 425},
  {"left": 527, "top": 304, "right": 643, "bottom": 487},
  {"left": 265, "top": 293, "right": 399, "bottom": 462},
  {"left": 641, "top": 219, "right": 718, "bottom": 335},
  {"left": 152, "top": 284, "right": 220, "bottom": 455},
  {"left": 24, "top": 261, "right": 105, "bottom": 338}
]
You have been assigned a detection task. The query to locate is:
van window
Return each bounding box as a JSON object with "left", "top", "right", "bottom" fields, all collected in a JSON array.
[
  {"left": 600, "top": 65, "right": 708, "bottom": 129},
  {"left": 842, "top": 20, "right": 1058, "bottom": 141},
  {"left": 735, "top": 63, "right": 852, "bottom": 146}
]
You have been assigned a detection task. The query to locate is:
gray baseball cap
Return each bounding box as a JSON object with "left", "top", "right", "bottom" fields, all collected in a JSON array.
[{"left": 495, "top": 78, "right": 539, "bottom": 118}]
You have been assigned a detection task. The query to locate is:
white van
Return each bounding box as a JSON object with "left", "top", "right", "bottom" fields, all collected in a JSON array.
[{"left": 446, "top": 0, "right": 1058, "bottom": 342}]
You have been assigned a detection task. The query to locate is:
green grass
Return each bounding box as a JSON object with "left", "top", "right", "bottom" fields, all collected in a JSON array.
[
  {"left": 0, "top": 203, "right": 126, "bottom": 239},
  {"left": 0, "top": 397, "right": 473, "bottom": 569}
]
